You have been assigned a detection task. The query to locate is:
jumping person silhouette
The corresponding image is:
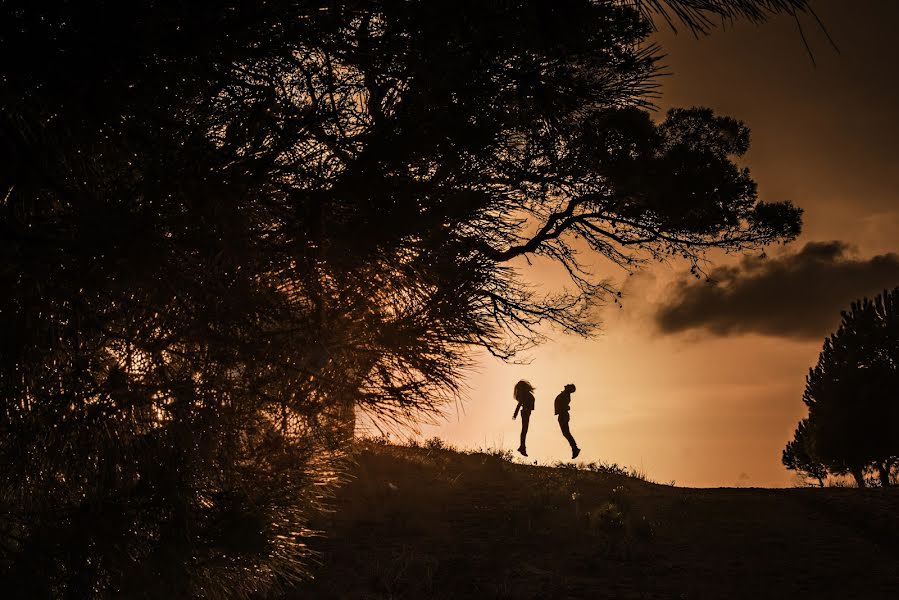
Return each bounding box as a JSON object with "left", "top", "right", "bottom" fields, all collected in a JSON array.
[
  {"left": 512, "top": 380, "right": 536, "bottom": 457},
  {"left": 554, "top": 383, "right": 580, "bottom": 459}
]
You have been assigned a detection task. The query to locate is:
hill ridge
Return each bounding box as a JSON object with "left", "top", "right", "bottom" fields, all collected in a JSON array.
[{"left": 291, "top": 443, "right": 899, "bottom": 599}]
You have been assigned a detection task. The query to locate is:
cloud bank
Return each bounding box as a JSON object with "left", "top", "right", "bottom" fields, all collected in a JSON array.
[{"left": 655, "top": 241, "right": 899, "bottom": 339}]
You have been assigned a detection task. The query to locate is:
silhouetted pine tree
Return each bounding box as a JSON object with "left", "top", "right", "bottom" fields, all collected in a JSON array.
[
  {"left": 2, "top": 1, "right": 807, "bottom": 597},
  {"left": 788, "top": 288, "right": 899, "bottom": 488}
]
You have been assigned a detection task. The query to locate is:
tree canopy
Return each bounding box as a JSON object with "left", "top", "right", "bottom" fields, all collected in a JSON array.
[
  {"left": 785, "top": 288, "right": 899, "bottom": 488},
  {"left": 2, "top": 1, "right": 807, "bottom": 596}
]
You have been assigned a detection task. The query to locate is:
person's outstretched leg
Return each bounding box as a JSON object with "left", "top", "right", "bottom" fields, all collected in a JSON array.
[
  {"left": 558, "top": 413, "right": 580, "bottom": 459},
  {"left": 518, "top": 410, "right": 530, "bottom": 456}
]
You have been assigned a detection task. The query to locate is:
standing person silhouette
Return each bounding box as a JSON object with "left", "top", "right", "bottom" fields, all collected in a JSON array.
[
  {"left": 554, "top": 383, "right": 581, "bottom": 459},
  {"left": 512, "top": 380, "right": 536, "bottom": 457}
]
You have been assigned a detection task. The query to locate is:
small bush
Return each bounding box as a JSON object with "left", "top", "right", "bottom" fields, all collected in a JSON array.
[
  {"left": 366, "top": 432, "right": 392, "bottom": 446},
  {"left": 478, "top": 446, "right": 515, "bottom": 462},
  {"left": 586, "top": 501, "right": 626, "bottom": 535},
  {"left": 425, "top": 436, "right": 446, "bottom": 450},
  {"left": 582, "top": 461, "right": 629, "bottom": 477}
]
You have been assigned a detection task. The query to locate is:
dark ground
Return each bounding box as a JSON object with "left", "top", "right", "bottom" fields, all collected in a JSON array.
[{"left": 288, "top": 443, "right": 899, "bottom": 599}]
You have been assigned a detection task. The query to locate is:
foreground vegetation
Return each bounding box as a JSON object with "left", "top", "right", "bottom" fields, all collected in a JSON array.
[{"left": 292, "top": 441, "right": 899, "bottom": 599}]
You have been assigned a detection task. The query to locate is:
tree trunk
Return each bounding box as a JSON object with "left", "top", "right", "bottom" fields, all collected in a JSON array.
[
  {"left": 851, "top": 467, "right": 866, "bottom": 488},
  {"left": 878, "top": 462, "right": 892, "bottom": 487}
]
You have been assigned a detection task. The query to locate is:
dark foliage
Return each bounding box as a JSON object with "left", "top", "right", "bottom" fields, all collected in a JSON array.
[
  {"left": 785, "top": 288, "right": 899, "bottom": 488},
  {"left": 2, "top": 1, "right": 804, "bottom": 597},
  {"left": 782, "top": 419, "right": 828, "bottom": 487},
  {"left": 634, "top": 0, "right": 810, "bottom": 33}
]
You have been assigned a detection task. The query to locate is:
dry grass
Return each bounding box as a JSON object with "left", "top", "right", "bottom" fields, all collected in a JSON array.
[{"left": 287, "top": 441, "right": 899, "bottom": 599}]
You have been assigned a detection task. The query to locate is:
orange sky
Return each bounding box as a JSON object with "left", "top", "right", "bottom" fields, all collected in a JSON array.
[{"left": 419, "top": 1, "right": 899, "bottom": 488}]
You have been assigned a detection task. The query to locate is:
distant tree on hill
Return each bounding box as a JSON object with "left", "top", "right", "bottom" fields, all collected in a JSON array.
[
  {"left": 2, "top": 1, "right": 808, "bottom": 596},
  {"left": 784, "top": 288, "right": 899, "bottom": 488}
]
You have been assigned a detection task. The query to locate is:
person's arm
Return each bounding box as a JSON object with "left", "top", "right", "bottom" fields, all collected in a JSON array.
[{"left": 513, "top": 402, "right": 521, "bottom": 419}]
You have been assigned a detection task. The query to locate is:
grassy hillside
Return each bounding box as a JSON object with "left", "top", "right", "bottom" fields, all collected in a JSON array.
[{"left": 287, "top": 442, "right": 899, "bottom": 599}]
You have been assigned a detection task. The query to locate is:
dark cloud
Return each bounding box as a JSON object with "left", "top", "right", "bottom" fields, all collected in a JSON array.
[{"left": 655, "top": 241, "right": 899, "bottom": 339}]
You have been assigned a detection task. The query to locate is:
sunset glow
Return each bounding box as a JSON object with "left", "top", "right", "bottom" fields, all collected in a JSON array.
[{"left": 425, "top": 0, "right": 899, "bottom": 487}]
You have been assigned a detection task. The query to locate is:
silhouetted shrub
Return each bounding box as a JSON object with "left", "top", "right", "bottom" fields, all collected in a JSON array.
[{"left": 425, "top": 437, "right": 447, "bottom": 451}]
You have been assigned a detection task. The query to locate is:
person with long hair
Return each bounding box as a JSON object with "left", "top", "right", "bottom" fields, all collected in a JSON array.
[{"left": 513, "top": 380, "right": 536, "bottom": 456}]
